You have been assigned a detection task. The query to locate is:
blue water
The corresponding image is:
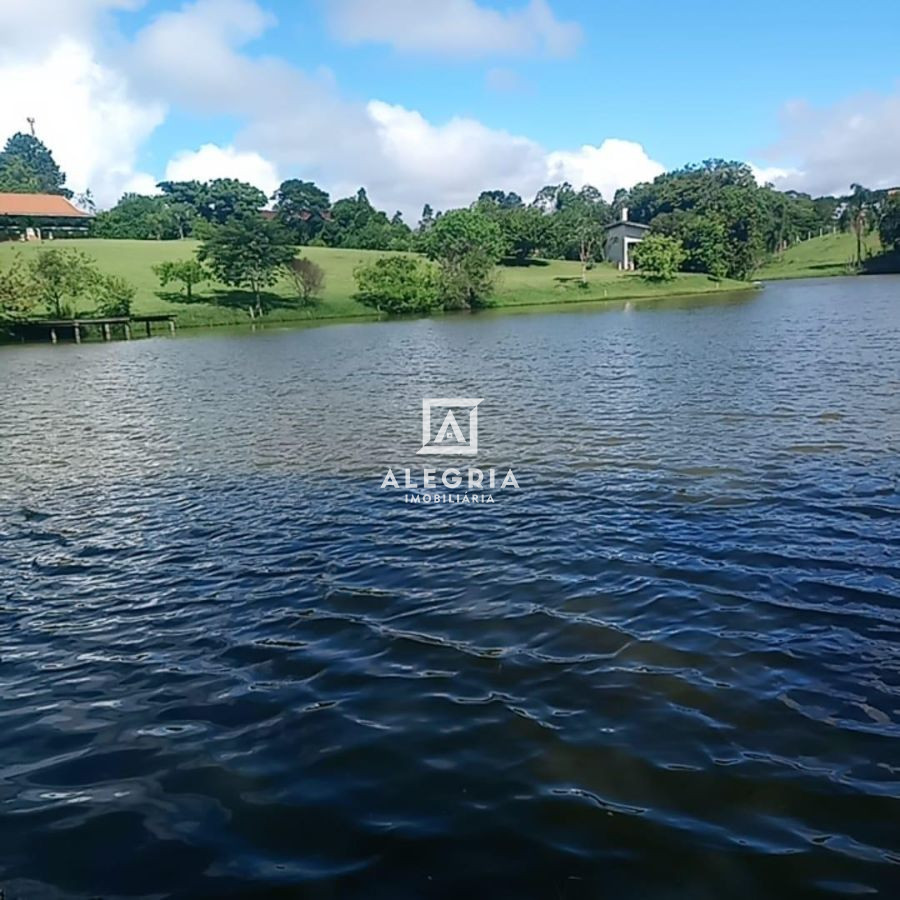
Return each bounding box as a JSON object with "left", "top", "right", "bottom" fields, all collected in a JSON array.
[{"left": 1, "top": 277, "right": 899, "bottom": 898}]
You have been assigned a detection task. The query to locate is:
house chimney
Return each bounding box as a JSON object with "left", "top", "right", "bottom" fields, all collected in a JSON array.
[{"left": 621, "top": 206, "right": 628, "bottom": 222}]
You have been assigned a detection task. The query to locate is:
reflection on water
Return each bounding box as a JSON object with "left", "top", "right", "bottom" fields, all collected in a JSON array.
[{"left": 1, "top": 276, "right": 899, "bottom": 898}]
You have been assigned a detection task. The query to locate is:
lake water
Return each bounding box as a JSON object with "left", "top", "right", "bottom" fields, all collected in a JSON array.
[{"left": 1, "top": 276, "right": 899, "bottom": 898}]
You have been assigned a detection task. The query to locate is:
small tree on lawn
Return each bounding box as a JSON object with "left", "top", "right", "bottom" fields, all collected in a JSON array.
[
  {"left": 633, "top": 234, "right": 686, "bottom": 281},
  {"left": 284, "top": 257, "right": 325, "bottom": 306},
  {"left": 198, "top": 214, "right": 296, "bottom": 317},
  {"left": 153, "top": 259, "right": 208, "bottom": 302},
  {"left": 28, "top": 248, "right": 98, "bottom": 317}
]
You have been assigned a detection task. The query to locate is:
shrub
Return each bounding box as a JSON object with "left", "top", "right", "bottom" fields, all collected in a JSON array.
[
  {"left": 92, "top": 274, "right": 136, "bottom": 317},
  {"left": 633, "top": 234, "right": 686, "bottom": 281},
  {"left": 0, "top": 254, "right": 36, "bottom": 320},
  {"left": 354, "top": 256, "right": 439, "bottom": 314}
]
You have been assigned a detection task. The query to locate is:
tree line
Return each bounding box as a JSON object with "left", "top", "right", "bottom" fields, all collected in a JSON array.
[{"left": 2, "top": 129, "right": 900, "bottom": 323}]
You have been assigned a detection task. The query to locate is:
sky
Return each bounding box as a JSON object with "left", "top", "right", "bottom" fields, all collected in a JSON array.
[{"left": 0, "top": 0, "right": 898, "bottom": 218}]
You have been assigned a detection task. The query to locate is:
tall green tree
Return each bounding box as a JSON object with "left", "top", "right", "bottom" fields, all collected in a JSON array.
[
  {"left": 92, "top": 194, "right": 180, "bottom": 240},
  {"left": 847, "top": 183, "right": 874, "bottom": 265},
  {"left": 422, "top": 208, "right": 506, "bottom": 309},
  {"left": 878, "top": 194, "right": 900, "bottom": 252},
  {"left": 0, "top": 132, "right": 70, "bottom": 196},
  {"left": 198, "top": 215, "right": 296, "bottom": 317},
  {"left": 204, "top": 179, "right": 268, "bottom": 225},
  {"left": 272, "top": 179, "right": 331, "bottom": 244},
  {"left": 553, "top": 187, "right": 611, "bottom": 282}
]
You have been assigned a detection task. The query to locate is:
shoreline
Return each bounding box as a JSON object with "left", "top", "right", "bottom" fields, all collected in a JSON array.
[{"left": 0, "top": 278, "right": 762, "bottom": 346}]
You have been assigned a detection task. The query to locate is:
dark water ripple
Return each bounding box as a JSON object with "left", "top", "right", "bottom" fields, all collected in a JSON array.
[{"left": 1, "top": 277, "right": 900, "bottom": 898}]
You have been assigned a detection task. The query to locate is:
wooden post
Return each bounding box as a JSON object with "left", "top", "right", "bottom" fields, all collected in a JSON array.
[
  {"left": 73, "top": 324, "right": 81, "bottom": 344},
  {"left": 145, "top": 320, "right": 152, "bottom": 338},
  {"left": 50, "top": 327, "right": 57, "bottom": 344},
  {"left": 103, "top": 323, "right": 111, "bottom": 341},
  {"left": 124, "top": 323, "right": 131, "bottom": 340}
]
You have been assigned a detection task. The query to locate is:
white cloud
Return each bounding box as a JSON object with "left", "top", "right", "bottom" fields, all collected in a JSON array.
[
  {"left": 0, "top": 36, "right": 165, "bottom": 206},
  {"left": 749, "top": 163, "right": 799, "bottom": 187},
  {"left": 129, "top": 0, "right": 282, "bottom": 114},
  {"left": 0, "top": 0, "right": 656, "bottom": 218},
  {"left": 0, "top": 0, "right": 140, "bottom": 55},
  {"left": 164, "top": 144, "right": 280, "bottom": 197},
  {"left": 326, "top": 0, "right": 582, "bottom": 58},
  {"left": 546, "top": 139, "right": 666, "bottom": 200},
  {"left": 119, "top": 1, "right": 657, "bottom": 220},
  {"left": 756, "top": 92, "right": 900, "bottom": 196}
]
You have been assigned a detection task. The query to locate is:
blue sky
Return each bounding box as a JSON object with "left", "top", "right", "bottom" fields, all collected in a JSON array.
[{"left": 1, "top": 0, "right": 898, "bottom": 213}]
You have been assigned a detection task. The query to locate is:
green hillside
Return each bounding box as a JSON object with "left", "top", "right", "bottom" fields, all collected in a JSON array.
[
  {"left": 757, "top": 231, "right": 883, "bottom": 280},
  {"left": 0, "top": 239, "right": 750, "bottom": 329}
]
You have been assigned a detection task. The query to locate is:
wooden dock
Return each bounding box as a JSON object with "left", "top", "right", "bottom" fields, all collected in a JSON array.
[{"left": 10, "top": 314, "right": 177, "bottom": 344}]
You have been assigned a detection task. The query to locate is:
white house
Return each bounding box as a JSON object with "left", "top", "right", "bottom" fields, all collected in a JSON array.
[{"left": 604, "top": 207, "right": 649, "bottom": 270}]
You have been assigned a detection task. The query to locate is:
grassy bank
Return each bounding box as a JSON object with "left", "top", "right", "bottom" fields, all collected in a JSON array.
[
  {"left": 1, "top": 239, "right": 750, "bottom": 329},
  {"left": 756, "top": 231, "right": 885, "bottom": 280}
]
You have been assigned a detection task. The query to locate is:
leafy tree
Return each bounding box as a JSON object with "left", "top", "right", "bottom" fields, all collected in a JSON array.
[
  {"left": 273, "top": 179, "right": 331, "bottom": 244},
  {"left": 353, "top": 256, "right": 439, "bottom": 314},
  {"left": 198, "top": 214, "right": 296, "bottom": 316},
  {"left": 418, "top": 204, "right": 436, "bottom": 232},
  {"left": 878, "top": 194, "right": 900, "bottom": 251},
  {"left": 284, "top": 257, "right": 326, "bottom": 306},
  {"left": 0, "top": 254, "right": 37, "bottom": 320},
  {"left": 28, "top": 248, "right": 98, "bottom": 317},
  {"left": 153, "top": 260, "right": 209, "bottom": 301},
  {"left": 93, "top": 194, "right": 181, "bottom": 240},
  {"left": 0, "top": 156, "right": 41, "bottom": 193},
  {"left": 91, "top": 275, "right": 136, "bottom": 317},
  {"left": 502, "top": 205, "right": 550, "bottom": 263},
  {"left": 0, "top": 132, "right": 70, "bottom": 196},
  {"left": 628, "top": 161, "right": 768, "bottom": 279},
  {"left": 533, "top": 182, "right": 575, "bottom": 213},
  {"left": 157, "top": 180, "right": 208, "bottom": 236},
  {"left": 422, "top": 208, "right": 506, "bottom": 309},
  {"left": 633, "top": 234, "right": 686, "bottom": 281},
  {"left": 553, "top": 187, "right": 611, "bottom": 282},
  {"left": 476, "top": 190, "right": 524, "bottom": 210},
  {"left": 204, "top": 179, "right": 268, "bottom": 225},
  {"left": 321, "top": 187, "right": 411, "bottom": 250}
]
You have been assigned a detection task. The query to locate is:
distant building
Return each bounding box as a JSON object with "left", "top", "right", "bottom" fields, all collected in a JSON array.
[
  {"left": 604, "top": 207, "right": 649, "bottom": 270},
  {"left": 0, "top": 192, "right": 92, "bottom": 241},
  {"left": 887, "top": 187, "right": 900, "bottom": 197}
]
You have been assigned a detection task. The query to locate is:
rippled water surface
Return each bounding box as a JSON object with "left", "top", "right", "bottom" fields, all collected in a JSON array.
[{"left": 2, "top": 277, "right": 900, "bottom": 898}]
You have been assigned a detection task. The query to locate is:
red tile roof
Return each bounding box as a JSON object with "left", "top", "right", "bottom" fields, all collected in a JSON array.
[{"left": 0, "top": 193, "right": 90, "bottom": 218}]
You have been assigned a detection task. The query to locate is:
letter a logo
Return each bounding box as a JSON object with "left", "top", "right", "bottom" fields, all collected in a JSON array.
[{"left": 418, "top": 398, "right": 482, "bottom": 456}]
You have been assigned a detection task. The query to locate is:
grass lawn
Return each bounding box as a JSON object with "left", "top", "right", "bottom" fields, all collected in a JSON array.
[
  {"left": 756, "top": 231, "right": 883, "bottom": 280},
  {"left": 1, "top": 238, "right": 751, "bottom": 330}
]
